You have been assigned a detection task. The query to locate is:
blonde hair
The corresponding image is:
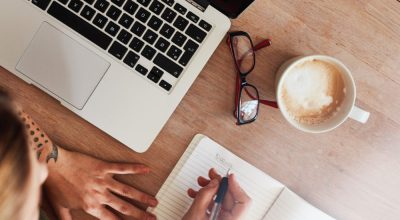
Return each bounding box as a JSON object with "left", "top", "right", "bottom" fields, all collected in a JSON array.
[{"left": 0, "top": 90, "right": 31, "bottom": 220}]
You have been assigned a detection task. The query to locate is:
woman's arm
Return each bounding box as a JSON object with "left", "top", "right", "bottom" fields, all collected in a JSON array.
[
  {"left": 17, "top": 108, "right": 58, "bottom": 164},
  {"left": 15, "top": 106, "right": 158, "bottom": 220}
]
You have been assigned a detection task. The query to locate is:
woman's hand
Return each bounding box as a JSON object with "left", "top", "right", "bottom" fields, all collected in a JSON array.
[
  {"left": 183, "top": 169, "right": 252, "bottom": 220},
  {"left": 44, "top": 147, "right": 158, "bottom": 220}
]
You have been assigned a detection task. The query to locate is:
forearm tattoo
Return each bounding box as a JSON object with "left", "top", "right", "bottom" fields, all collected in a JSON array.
[
  {"left": 46, "top": 143, "right": 58, "bottom": 163},
  {"left": 17, "top": 110, "right": 58, "bottom": 163}
]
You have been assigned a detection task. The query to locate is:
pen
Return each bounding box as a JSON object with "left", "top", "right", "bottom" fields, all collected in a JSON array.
[{"left": 209, "top": 170, "right": 230, "bottom": 220}]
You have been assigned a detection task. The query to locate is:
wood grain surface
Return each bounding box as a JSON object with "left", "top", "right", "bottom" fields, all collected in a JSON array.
[{"left": 1, "top": 0, "right": 400, "bottom": 219}]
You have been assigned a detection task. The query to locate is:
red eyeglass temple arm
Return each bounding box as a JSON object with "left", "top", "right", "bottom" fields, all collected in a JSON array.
[
  {"left": 226, "top": 36, "right": 272, "bottom": 52},
  {"left": 253, "top": 39, "right": 272, "bottom": 51}
]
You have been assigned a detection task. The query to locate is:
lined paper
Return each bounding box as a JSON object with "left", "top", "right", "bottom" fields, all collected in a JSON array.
[
  {"left": 263, "top": 188, "right": 334, "bottom": 220},
  {"left": 149, "top": 134, "right": 284, "bottom": 219}
]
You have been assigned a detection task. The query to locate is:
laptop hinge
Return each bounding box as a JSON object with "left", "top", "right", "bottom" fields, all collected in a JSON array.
[{"left": 185, "top": 0, "right": 209, "bottom": 12}]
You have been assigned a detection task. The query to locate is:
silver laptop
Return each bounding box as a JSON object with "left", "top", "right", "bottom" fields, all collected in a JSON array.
[{"left": 0, "top": 0, "right": 253, "bottom": 152}]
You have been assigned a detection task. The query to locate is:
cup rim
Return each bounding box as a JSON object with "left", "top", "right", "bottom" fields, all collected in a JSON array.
[{"left": 276, "top": 55, "right": 357, "bottom": 133}]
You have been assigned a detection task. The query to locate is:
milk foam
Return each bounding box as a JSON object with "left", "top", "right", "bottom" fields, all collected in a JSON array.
[
  {"left": 284, "top": 62, "right": 333, "bottom": 111},
  {"left": 281, "top": 59, "right": 346, "bottom": 125}
]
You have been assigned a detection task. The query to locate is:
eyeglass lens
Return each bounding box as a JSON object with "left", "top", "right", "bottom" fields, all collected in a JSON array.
[
  {"left": 232, "top": 35, "right": 255, "bottom": 74},
  {"left": 239, "top": 86, "right": 259, "bottom": 123}
]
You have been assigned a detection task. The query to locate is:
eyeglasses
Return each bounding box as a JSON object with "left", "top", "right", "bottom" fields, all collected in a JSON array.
[{"left": 227, "top": 31, "right": 277, "bottom": 125}]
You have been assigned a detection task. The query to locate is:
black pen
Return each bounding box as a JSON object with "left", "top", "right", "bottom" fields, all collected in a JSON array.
[{"left": 209, "top": 170, "right": 230, "bottom": 220}]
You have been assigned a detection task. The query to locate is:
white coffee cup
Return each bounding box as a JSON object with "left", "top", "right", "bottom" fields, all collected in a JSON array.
[{"left": 274, "top": 55, "right": 370, "bottom": 133}]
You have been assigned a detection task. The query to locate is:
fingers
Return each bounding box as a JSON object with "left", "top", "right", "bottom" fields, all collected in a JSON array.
[
  {"left": 208, "top": 168, "right": 222, "bottom": 181},
  {"left": 193, "top": 169, "right": 222, "bottom": 188},
  {"left": 103, "top": 192, "right": 156, "bottom": 220},
  {"left": 85, "top": 206, "right": 119, "bottom": 220},
  {"left": 187, "top": 169, "right": 222, "bottom": 199},
  {"left": 187, "top": 188, "right": 197, "bottom": 198},
  {"left": 228, "top": 174, "right": 250, "bottom": 202},
  {"left": 103, "top": 163, "right": 150, "bottom": 175},
  {"left": 107, "top": 179, "right": 158, "bottom": 207},
  {"left": 197, "top": 176, "right": 210, "bottom": 187},
  {"left": 228, "top": 174, "right": 252, "bottom": 217},
  {"left": 190, "top": 179, "right": 219, "bottom": 212}
]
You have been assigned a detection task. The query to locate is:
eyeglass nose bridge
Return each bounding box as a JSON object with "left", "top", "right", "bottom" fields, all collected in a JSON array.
[{"left": 239, "top": 75, "right": 248, "bottom": 85}]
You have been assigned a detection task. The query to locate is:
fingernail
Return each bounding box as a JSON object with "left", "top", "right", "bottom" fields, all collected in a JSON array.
[
  {"left": 149, "top": 198, "right": 158, "bottom": 207},
  {"left": 209, "top": 179, "right": 218, "bottom": 187}
]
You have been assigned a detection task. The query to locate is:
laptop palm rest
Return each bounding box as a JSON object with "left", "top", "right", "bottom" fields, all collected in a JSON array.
[{"left": 16, "top": 22, "right": 110, "bottom": 110}]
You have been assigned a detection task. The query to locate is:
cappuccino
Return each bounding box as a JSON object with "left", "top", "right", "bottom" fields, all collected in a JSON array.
[{"left": 281, "top": 59, "right": 345, "bottom": 125}]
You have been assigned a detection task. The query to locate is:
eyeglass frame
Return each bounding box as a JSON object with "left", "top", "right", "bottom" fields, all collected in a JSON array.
[{"left": 227, "top": 31, "right": 277, "bottom": 125}]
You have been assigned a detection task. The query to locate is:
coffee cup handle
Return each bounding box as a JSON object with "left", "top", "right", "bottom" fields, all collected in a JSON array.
[{"left": 349, "top": 106, "right": 370, "bottom": 123}]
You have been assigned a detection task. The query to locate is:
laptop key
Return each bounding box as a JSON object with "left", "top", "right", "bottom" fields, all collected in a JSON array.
[
  {"left": 107, "top": 5, "right": 122, "bottom": 21},
  {"left": 149, "top": 0, "right": 165, "bottom": 15},
  {"left": 123, "top": 51, "right": 140, "bottom": 68},
  {"left": 171, "top": 32, "right": 186, "bottom": 47},
  {"left": 185, "top": 24, "right": 206, "bottom": 43},
  {"left": 184, "top": 39, "right": 199, "bottom": 53},
  {"left": 174, "top": 3, "right": 187, "bottom": 15},
  {"left": 137, "top": 0, "right": 151, "bottom": 7},
  {"left": 105, "top": 21, "right": 120, "bottom": 36},
  {"left": 48, "top": 2, "right": 112, "bottom": 50},
  {"left": 160, "top": 0, "right": 174, "bottom": 6},
  {"left": 173, "top": 16, "right": 189, "bottom": 31},
  {"left": 119, "top": 13, "right": 134, "bottom": 29},
  {"left": 94, "top": 0, "right": 109, "bottom": 13},
  {"left": 58, "top": 0, "right": 69, "bottom": 5},
  {"left": 109, "top": 41, "right": 128, "bottom": 59},
  {"left": 111, "top": 0, "right": 125, "bottom": 7},
  {"left": 117, "top": 29, "right": 133, "bottom": 44},
  {"left": 161, "top": 8, "right": 177, "bottom": 23},
  {"left": 199, "top": 20, "right": 212, "bottom": 31},
  {"left": 186, "top": 11, "right": 199, "bottom": 23},
  {"left": 159, "top": 80, "right": 172, "bottom": 91},
  {"left": 135, "top": 7, "right": 151, "bottom": 23},
  {"left": 32, "top": 0, "right": 51, "bottom": 10},
  {"left": 83, "top": 0, "right": 95, "bottom": 5},
  {"left": 81, "top": 5, "right": 96, "bottom": 21},
  {"left": 68, "top": 0, "right": 83, "bottom": 12},
  {"left": 155, "top": 37, "right": 170, "bottom": 53},
  {"left": 143, "top": 29, "right": 158, "bottom": 45},
  {"left": 148, "top": 16, "right": 163, "bottom": 31},
  {"left": 131, "top": 21, "right": 146, "bottom": 37},
  {"left": 135, "top": 64, "right": 148, "bottom": 75},
  {"left": 141, "top": 45, "right": 157, "bottom": 60},
  {"left": 123, "top": 0, "right": 138, "bottom": 15},
  {"left": 160, "top": 23, "right": 175, "bottom": 39},
  {"left": 129, "top": 37, "right": 145, "bottom": 52},
  {"left": 178, "top": 50, "right": 194, "bottom": 66},
  {"left": 153, "top": 53, "right": 183, "bottom": 78},
  {"left": 93, "top": 13, "right": 108, "bottom": 29},
  {"left": 167, "top": 45, "right": 182, "bottom": 60},
  {"left": 147, "top": 66, "right": 164, "bottom": 83}
]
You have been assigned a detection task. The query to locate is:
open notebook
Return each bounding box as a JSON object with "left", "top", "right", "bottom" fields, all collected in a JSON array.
[{"left": 148, "top": 134, "right": 334, "bottom": 220}]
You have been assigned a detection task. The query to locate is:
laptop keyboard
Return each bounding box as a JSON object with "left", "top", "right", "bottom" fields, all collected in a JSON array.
[{"left": 29, "top": 0, "right": 212, "bottom": 92}]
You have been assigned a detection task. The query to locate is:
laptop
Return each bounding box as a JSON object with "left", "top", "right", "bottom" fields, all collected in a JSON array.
[{"left": 0, "top": 0, "right": 254, "bottom": 152}]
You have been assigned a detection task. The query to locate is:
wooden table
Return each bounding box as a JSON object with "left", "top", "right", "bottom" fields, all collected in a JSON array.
[{"left": 1, "top": 0, "right": 400, "bottom": 219}]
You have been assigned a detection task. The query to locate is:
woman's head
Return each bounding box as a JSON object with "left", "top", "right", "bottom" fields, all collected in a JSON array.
[{"left": 0, "top": 90, "right": 48, "bottom": 220}]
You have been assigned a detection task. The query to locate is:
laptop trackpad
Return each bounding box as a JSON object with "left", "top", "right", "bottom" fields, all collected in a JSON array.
[{"left": 16, "top": 22, "right": 110, "bottom": 110}]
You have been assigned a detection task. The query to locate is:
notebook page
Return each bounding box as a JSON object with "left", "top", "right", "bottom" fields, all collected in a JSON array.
[
  {"left": 263, "top": 188, "right": 335, "bottom": 220},
  {"left": 150, "top": 134, "right": 284, "bottom": 220},
  {"left": 147, "top": 134, "right": 204, "bottom": 216}
]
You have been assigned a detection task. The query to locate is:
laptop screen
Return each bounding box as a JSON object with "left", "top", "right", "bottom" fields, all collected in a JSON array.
[{"left": 210, "top": 0, "right": 255, "bottom": 19}]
